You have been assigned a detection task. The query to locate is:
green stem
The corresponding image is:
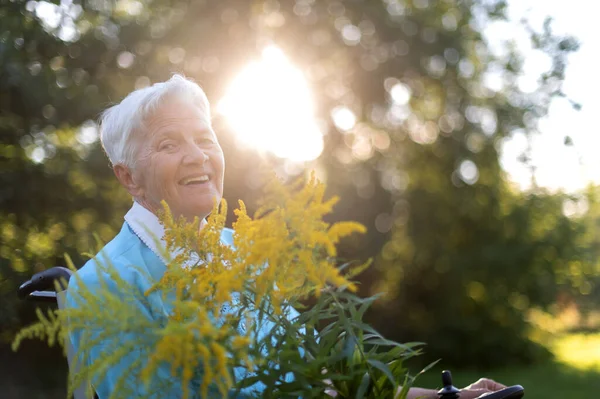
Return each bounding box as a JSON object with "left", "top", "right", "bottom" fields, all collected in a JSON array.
[{"left": 330, "top": 290, "right": 381, "bottom": 398}]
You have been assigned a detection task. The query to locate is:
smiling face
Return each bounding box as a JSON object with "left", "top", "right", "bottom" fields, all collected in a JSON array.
[{"left": 128, "top": 98, "right": 225, "bottom": 222}]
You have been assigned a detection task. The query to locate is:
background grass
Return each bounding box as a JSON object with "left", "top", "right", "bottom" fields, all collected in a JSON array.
[{"left": 413, "top": 333, "right": 600, "bottom": 399}]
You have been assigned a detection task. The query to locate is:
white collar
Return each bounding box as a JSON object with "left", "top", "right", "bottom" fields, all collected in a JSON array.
[
  {"left": 125, "top": 201, "right": 226, "bottom": 270},
  {"left": 124, "top": 201, "right": 172, "bottom": 265}
]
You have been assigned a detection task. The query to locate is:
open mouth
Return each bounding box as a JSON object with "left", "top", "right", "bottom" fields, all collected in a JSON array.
[{"left": 180, "top": 174, "right": 211, "bottom": 185}]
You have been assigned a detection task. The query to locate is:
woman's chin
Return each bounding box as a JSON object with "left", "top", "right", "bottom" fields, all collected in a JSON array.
[
  {"left": 183, "top": 200, "right": 222, "bottom": 220},
  {"left": 180, "top": 182, "right": 217, "bottom": 194},
  {"left": 179, "top": 184, "right": 220, "bottom": 200}
]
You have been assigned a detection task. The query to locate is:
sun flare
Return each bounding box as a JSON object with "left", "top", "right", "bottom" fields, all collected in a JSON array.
[{"left": 217, "top": 46, "right": 324, "bottom": 162}]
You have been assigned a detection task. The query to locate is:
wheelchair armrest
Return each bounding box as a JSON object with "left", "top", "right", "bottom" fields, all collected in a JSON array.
[
  {"left": 25, "top": 291, "right": 59, "bottom": 302},
  {"left": 18, "top": 266, "right": 73, "bottom": 299}
]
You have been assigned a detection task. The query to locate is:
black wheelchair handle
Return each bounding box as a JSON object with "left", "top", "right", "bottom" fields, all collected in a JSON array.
[
  {"left": 439, "top": 370, "right": 524, "bottom": 399},
  {"left": 18, "top": 266, "right": 73, "bottom": 299}
]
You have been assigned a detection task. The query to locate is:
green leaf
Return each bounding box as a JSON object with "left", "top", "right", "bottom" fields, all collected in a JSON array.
[
  {"left": 367, "top": 359, "right": 396, "bottom": 387},
  {"left": 355, "top": 373, "right": 371, "bottom": 399}
]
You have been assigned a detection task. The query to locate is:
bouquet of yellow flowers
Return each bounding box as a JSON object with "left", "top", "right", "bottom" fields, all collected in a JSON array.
[{"left": 13, "top": 174, "right": 427, "bottom": 398}]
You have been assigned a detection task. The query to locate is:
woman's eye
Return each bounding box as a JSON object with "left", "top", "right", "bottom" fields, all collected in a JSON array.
[
  {"left": 159, "top": 142, "right": 177, "bottom": 151},
  {"left": 196, "top": 137, "right": 215, "bottom": 145}
]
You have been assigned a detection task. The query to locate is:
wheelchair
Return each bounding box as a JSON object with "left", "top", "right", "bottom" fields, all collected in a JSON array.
[
  {"left": 18, "top": 267, "right": 525, "bottom": 399},
  {"left": 18, "top": 266, "right": 97, "bottom": 399}
]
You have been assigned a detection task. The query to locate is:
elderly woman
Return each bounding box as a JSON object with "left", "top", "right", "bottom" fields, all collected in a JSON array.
[{"left": 66, "top": 75, "right": 505, "bottom": 399}]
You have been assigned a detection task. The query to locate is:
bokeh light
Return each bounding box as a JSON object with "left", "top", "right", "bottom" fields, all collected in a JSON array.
[
  {"left": 389, "top": 82, "right": 412, "bottom": 105},
  {"left": 331, "top": 106, "right": 357, "bottom": 132},
  {"left": 218, "top": 46, "right": 323, "bottom": 162},
  {"left": 458, "top": 159, "right": 480, "bottom": 185}
]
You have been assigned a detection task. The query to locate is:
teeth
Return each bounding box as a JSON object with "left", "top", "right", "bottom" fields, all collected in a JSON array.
[{"left": 182, "top": 175, "right": 209, "bottom": 184}]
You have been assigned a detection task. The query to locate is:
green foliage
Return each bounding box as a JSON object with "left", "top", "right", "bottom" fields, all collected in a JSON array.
[{"left": 237, "top": 289, "right": 429, "bottom": 399}]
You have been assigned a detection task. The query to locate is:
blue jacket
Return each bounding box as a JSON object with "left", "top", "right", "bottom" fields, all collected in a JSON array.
[{"left": 65, "top": 222, "right": 291, "bottom": 399}]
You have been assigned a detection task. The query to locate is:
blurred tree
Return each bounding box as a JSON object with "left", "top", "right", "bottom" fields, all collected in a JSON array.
[
  {"left": 551, "top": 186, "right": 600, "bottom": 322},
  {"left": 0, "top": 0, "right": 583, "bottom": 374},
  {"left": 0, "top": 0, "right": 132, "bottom": 341}
]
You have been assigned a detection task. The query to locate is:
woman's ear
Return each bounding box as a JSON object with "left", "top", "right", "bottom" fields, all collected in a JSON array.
[{"left": 114, "top": 164, "right": 144, "bottom": 197}]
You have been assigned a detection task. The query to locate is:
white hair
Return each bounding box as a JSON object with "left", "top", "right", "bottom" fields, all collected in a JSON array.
[{"left": 99, "top": 74, "right": 211, "bottom": 168}]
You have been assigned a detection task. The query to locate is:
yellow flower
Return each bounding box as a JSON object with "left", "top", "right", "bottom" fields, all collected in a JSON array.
[{"left": 152, "top": 174, "right": 368, "bottom": 396}]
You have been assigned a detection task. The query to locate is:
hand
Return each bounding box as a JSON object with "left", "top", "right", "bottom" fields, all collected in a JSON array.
[{"left": 458, "top": 378, "right": 507, "bottom": 399}]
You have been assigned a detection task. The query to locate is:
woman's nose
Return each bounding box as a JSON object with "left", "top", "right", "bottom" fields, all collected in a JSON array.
[{"left": 182, "top": 142, "right": 209, "bottom": 164}]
